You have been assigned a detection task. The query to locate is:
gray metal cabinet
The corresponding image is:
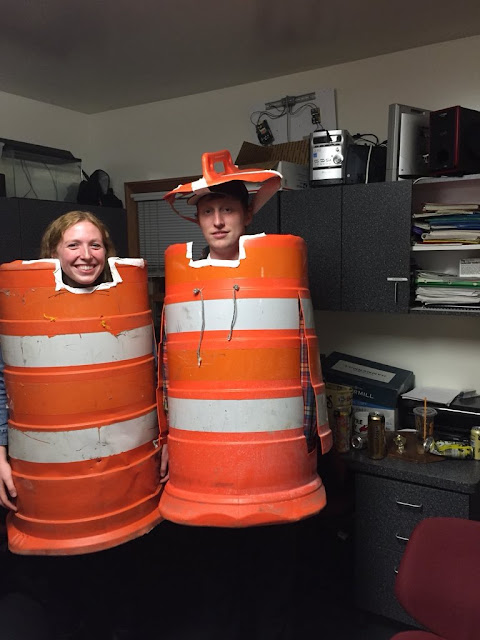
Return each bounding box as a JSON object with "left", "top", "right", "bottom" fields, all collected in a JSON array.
[
  {"left": 280, "top": 187, "right": 342, "bottom": 311},
  {"left": 354, "top": 472, "right": 477, "bottom": 626},
  {"left": 247, "top": 193, "right": 280, "bottom": 235},
  {"left": 0, "top": 198, "right": 21, "bottom": 263},
  {"left": 341, "top": 181, "right": 412, "bottom": 313}
]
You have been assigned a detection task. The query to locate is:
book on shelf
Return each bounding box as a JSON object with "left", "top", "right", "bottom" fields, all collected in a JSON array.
[
  {"left": 421, "top": 229, "right": 480, "bottom": 241},
  {"left": 415, "top": 271, "right": 480, "bottom": 287},
  {"left": 422, "top": 202, "right": 480, "bottom": 212}
]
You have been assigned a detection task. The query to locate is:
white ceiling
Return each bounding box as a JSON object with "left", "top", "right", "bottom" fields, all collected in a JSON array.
[{"left": 1, "top": 0, "right": 480, "bottom": 114}]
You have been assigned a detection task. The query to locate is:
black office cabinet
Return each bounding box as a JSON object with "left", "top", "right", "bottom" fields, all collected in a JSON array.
[
  {"left": 247, "top": 193, "right": 280, "bottom": 235},
  {"left": 1, "top": 198, "right": 128, "bottom": 262},
  {"left": 280, "top": 187, "right": 342, "bottom": 311},
  {"left": 341, "top": 181, "right": 412, "bottom": 313},
  {"left": 0, "top": 198, "right": 21, "bottom": 263},
  {"left": 354, "top": 471, "right": 477, "bottom": 626}
]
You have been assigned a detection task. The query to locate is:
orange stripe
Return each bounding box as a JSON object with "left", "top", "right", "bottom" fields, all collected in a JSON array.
[
  {"left": 4, "top": 354, "right": 153, "bottom": 379},
  {"left": 11, "top": 444, "right": 160, "bottom": 520},
  {"left": 0, "top": 275, "right": 149, "bottom": 321},
  {"left": 8, "top": 402, "right": 157, "bottom": 431},
  {"left": 0, "top": 311, "right": 152, "bottom": 337},
  {"left": 167, "top": 426, "right": 317, "bottom": 491},
  {"left": 167, "top": 329, "right": 299, "bottom": 345},
  {"left": 167, "top": 346, "right": 299, "bottom": 382},
  {"left": 5, "top": 358, "right": 155, "bottom": 424},
  {"left": 168, "top": 382, "right": 301, "bottom": 400},
  {"left": 166, "top": 245, "right": 308, "bottom": 285}
]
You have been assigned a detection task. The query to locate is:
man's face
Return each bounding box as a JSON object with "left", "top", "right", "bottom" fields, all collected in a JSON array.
[{"left": 196, "top": 194, "right": 253, "bottom": 260}]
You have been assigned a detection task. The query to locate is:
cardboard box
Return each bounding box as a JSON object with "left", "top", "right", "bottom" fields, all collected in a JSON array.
[
  {"left": 235, "top": 141, "right": 309, "bottom": 190},
  {"left": 235, "top": 140, "right": 309, "bottom": 166},
  {"left": 323, "top": 351, "right": 414, "bottom": 412},
  {"left": 323, "top": 352, "right": 414, "bottom": 431}
]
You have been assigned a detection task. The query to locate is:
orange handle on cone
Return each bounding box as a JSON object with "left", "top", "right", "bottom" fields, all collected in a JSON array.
[{"left": 201, "top": 150, "right": 238, "bottom": 182}]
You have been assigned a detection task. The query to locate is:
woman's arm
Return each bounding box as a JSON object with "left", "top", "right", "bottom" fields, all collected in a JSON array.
[
  {"left": 0, "top": 349, "right": 17, "bottom": 510},
  {"left": 0, "top": 445, "right": 16, "bottom": 511}
]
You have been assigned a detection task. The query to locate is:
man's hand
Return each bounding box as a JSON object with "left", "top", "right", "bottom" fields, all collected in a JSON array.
[
  {"left": 0, "top": 445, "right": 17, "bottom": 511},
  {"left": 160, "top": 443, "right": 169, "bottom": 484}
]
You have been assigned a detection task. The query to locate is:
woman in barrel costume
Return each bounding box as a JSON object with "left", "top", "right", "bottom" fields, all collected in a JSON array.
[{"left": 0, "top": 210, "right": 162, "bottom": 639}]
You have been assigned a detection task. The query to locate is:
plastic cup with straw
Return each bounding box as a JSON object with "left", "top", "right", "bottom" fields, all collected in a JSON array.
[{"left": 413, "top": 400, "right": 437, "bottom": 453}]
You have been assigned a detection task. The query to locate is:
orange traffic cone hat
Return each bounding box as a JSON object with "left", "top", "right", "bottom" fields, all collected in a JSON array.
[{"left": 164, "top": 149, "right": 282, "bottom": 222}]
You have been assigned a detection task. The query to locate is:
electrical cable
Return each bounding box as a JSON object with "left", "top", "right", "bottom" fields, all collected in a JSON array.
[
  {"left": 353, "top": 133, "right": 380, "bottom": 145},
  {"left": 20, "top": 160, "right": 39, "bottom": 198},
  {"left": 249, "top": 107, "right": 287, "bottom": 126},
  {"left": 365, "top": 144, "right": 373, "bottom": 184},
  {"left": 43, "top": 162, "right": 59, "bottom": 200},
  {"left": 249, "top": 94, "right": 327, "bottom": 143}
]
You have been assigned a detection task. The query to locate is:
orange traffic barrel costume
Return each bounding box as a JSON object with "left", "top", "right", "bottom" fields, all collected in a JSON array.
[
  {"left": 158, "top": 150, "right": 332, "bottom": 526},
  {"left": 0, "top": 257, "right": 162, "bottom": 555}
]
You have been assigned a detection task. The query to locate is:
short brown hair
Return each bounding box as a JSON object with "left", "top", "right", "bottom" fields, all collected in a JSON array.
[{"left": 40, "top": 211, "right": 116, "bottom": 281}]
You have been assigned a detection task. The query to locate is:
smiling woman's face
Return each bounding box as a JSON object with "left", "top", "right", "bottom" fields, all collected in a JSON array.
[{"left": 54, "top": 221, "right": 106, "bottom": 287}]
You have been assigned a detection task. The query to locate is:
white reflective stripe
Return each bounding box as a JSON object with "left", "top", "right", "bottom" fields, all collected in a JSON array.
[
  {"left": 168, "top": 396, "right": 303, "bottom": 432},
  {"left": 166, "top": 298, "right": 300, "bottom": 334},
  {"left": 300, "top": 297, "right": 315, "bottom": 330},
  {"left": 316, "top": 392, "right": 328, "bottom": 426},
  {"left": 8, "top": 410, "right": 158, "bottom": 463},
  {"left": 0, "top": 325, "right": 152, "bottom": 368}
]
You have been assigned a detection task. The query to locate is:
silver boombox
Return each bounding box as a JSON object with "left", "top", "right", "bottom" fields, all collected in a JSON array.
[{"left": 310, "top": 129, "right": 353, "bottom": 185}]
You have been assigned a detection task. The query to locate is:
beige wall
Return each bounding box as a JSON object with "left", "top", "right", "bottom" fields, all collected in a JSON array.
[
  {"left": 1, "top": 35, "right": 480, "bottom": 391},
  {"left": 0, "top": 90, "right": 90, "bottom": 166},
  {"left": 87, "top": 35, "right": 480, "bottom": 192}
]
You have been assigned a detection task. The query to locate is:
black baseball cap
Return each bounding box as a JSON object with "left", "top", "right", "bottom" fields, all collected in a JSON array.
[{"left": 187, "top": 180, "right": 249, "bottom": 208}]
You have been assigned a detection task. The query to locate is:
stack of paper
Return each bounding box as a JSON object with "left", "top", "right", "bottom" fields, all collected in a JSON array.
[
  {"left": 401, "top": 386, "right": 461, "bottom": 406},
  {"left": 414, "top": 271, "right": 480, "bottom": 306},
  {"left": 412, "top": 203, "right": 480, "bottom": 245}
]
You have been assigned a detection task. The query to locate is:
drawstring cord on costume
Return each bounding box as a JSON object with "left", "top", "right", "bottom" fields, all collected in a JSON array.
[
  {"left": 193, "top": 288, "right": 205, "bottom": 367},
  {"left": 194, "top": 284, "right": 240, "bottom": 364},
  {"left": 227, "top": 285, "right": 240, "bottom": 342}
]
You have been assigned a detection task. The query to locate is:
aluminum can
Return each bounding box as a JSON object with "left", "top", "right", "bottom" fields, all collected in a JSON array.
[
  {"left": 367, "top": 411, "right": 386, "bottom": 460},
  {"left": 470, "top": 427, "right": 480, "bottom": 461},
  {"left": 333, "top": 407, "right": 352, "bottom": 453},
  {"left": 433, "top": 440, "right": 473, "bottom": 459},
  {"left": 351, "top": 433, "right": 367, "bottom": 450}
]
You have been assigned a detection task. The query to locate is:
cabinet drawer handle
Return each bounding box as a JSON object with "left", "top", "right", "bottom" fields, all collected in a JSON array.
[
  {"left": 387, "top": 277, "right": 409, "bottom": 304},
  {"left": 394, "top": 566, "right": 399, "bottom": 575},
  {"left": 396, "top": 500, "right": 422, "bottom": 509},
  {"left": 395, "top": 533, "right": 409, "bottom": 542}
]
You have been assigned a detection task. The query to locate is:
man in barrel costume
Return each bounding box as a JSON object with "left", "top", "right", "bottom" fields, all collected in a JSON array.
[{"left": 158, "top": 150, "right": 332, "bottom": 639}]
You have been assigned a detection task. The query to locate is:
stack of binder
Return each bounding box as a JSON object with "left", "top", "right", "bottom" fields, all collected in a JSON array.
[
  {"left": 412, "top": 202, "right": 480, "bottom": 245},
  {"left": 414, "top": 271, "right": 480, "bottom": 306}
]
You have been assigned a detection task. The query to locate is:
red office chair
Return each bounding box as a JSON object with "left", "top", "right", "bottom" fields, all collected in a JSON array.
[{"left": 391, "top": 517, "right": 480, "bottom": 640}]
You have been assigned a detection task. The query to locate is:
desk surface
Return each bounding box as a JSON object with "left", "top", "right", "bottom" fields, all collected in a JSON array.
[{"left": 343, "top": 450, "right": 480, "bottom": 494}]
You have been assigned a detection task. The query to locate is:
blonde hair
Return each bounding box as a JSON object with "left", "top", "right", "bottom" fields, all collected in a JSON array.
[{"left": 40, "top": 210, "right": 116, "bottom": 282}]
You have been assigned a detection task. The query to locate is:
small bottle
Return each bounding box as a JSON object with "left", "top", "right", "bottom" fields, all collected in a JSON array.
[
  {"left": 470, "top": 426, "right": 480, "bottom": 461},
  {"left": 367, "top": 411, "right": 386, "bottom": 460}
]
